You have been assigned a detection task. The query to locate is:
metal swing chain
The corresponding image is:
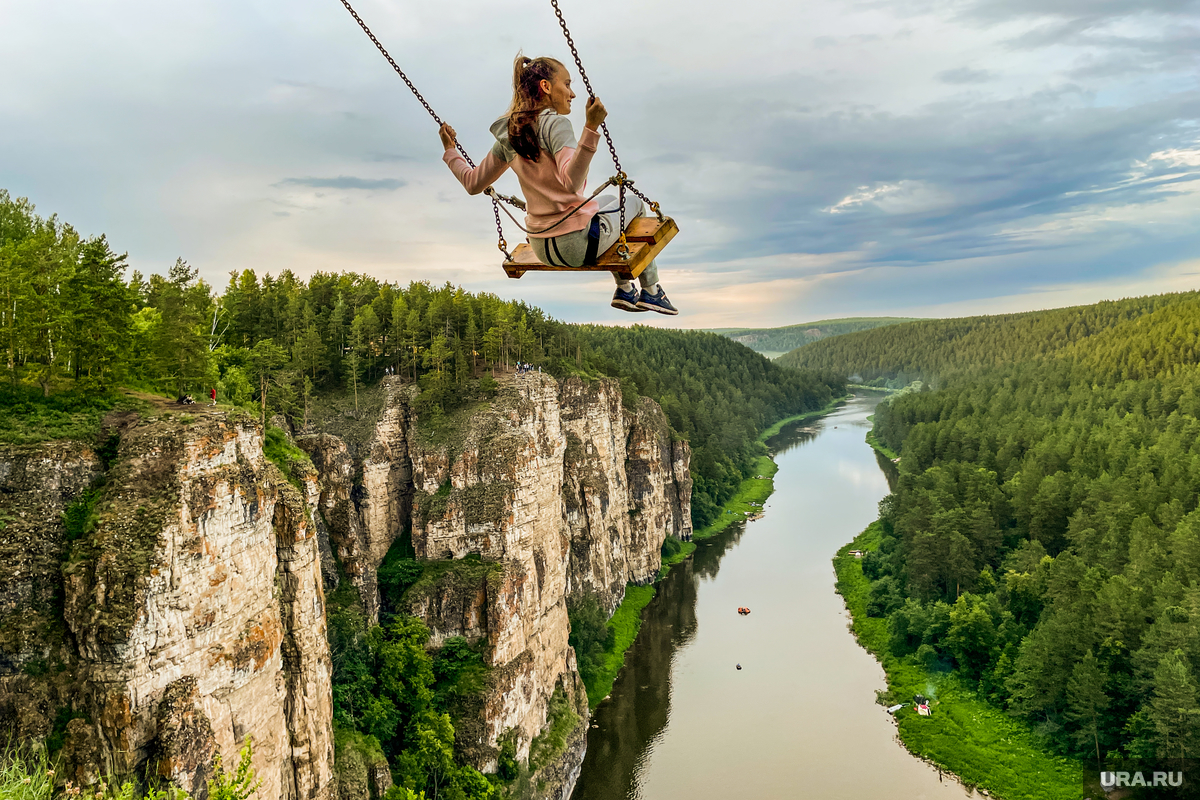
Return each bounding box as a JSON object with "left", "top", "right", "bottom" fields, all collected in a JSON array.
[
  {"left": 548, "top": 0, "right": 665, "bottom": 260},
  {"left": 337, "top": 0, "right": 514, "bottom": 259}
]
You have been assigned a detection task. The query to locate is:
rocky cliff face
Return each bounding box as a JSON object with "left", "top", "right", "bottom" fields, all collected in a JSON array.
[
  {"left": 0, "top": 411, "right": 334, "bottom": 800},
  {"left": 0, "top": 439, "right": 104, "bottom": 747},
  {"left": 301, "top": 374, "right": 691, "bottom": 796},
  {"left": 1, "top": 374, "right": 689, "bottom": 800}
]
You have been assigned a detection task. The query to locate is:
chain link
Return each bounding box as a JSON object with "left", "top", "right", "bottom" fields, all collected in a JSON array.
[
  {"left": 550, "top": 0, "right": 670, "bottom": 254},
  {"left": 338, "top": 0, "right": 514, "bottom": 259}
]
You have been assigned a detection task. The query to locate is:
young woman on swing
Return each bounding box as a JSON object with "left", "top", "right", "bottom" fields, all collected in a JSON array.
[{"left": 439, "top": 55, "right": 677, "bottom": 315}]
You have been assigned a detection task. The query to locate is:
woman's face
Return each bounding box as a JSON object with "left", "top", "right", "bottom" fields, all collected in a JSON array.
[{"left": 540, "top": 66, "right": 575, "bottom": 115}]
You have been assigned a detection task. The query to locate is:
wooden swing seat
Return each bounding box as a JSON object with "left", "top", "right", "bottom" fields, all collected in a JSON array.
[{"left": 502, "top": 217, "right": 678, "bottom": 280}]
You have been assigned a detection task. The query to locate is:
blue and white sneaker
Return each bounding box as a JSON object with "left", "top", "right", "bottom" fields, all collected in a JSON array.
[
  {"left": 636, "top": 285, "right": 679, "bottom": 315},
  {"left": 611, "top": 285, "right": 647, "bottom": 312}
]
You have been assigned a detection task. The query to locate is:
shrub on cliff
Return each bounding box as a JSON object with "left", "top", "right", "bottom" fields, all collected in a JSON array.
[
  {"left": 566, "top": 594, "right": 612, "bottom": 688},
  {"left": 0, "top": 737, "right": 261, "bottom": 800},
  {"left": 327, "top": 592, "right": 496, "bottom": 799},
  {"left": 261, "top": 426, "right": 314, "bottom": 490},
  {"left": 207, "top": 737, "right": 261, "bottom": 800}
]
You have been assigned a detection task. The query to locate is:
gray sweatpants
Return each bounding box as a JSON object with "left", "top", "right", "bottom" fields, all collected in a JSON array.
[{"left": 530, "top": 194, "right": 660, "bottom": 287}]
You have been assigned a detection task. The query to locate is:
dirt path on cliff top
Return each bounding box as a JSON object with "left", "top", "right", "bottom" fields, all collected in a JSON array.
[{"left": 122, "top": 389, "right": 228, "bottom": 415}]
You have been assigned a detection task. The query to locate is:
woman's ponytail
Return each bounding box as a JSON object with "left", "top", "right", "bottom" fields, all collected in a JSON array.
[{"left": 506, "top": 52, "right": 564, "bottom": 162}]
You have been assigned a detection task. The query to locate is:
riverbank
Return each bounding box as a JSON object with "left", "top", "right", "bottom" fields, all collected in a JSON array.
[
  {"left": 583, "top": 584, "right": 656, "bottom": 708},
  {"left": 693, "top": 396, "right": 850, "bottom": 543},
  {"left": 833, "top": 523, "right": 1081, "bottom": 800},
  {"left": 865, "top": 429, "right": 900, "bottom": 461},
  {"left": 588, "top": 396, "right": 848, "bottom": 708}
]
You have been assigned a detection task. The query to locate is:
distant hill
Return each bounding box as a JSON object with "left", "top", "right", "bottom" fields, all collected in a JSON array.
[
  {"left": 709, "top": 318, "right": 922, "bottom": 359},
  {"left": 775, "top": 292, "right": 1200, "bottom": 383}
]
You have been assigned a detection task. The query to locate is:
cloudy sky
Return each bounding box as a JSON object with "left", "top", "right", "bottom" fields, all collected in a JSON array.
[{"left": 3, "top": 0, "right": 1199, "bottom": 327}]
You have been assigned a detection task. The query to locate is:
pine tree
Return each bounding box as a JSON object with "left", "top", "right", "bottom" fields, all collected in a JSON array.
[
  {"left": 63, "top": 236, "right": 132, "bottom": 391},
  {"left": 1142, "top": 650, "right": 1200, "bottom": 760},
  {"left": 1065, "top": 650, "right": 1109, "bottom": 761}
]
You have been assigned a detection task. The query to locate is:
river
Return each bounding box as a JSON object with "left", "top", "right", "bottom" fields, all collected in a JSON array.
[{"left": 570, "top": 395, "right": 973, "bottom": 800}]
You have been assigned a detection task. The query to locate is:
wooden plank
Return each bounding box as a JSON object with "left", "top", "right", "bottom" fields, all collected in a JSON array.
[
  {"left": 622, "top": 216, "right": 677, "bottom": 244},
  {"left": 502, "top": 217, "right": 677, "bottom": 280},
  {"left": 503, "top": 242, "right": 650, "bottom": 278}
]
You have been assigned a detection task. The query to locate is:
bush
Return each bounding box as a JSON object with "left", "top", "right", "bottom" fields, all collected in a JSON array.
[
  {"left": 378, "top": 537, "right": 425, "bottom": 613},
  {"left": 208, "top": 736, "right": 261, "bottom": 800},
  {"left": 860, "top": 548, "right": 890, "bottom": 581},
  {"left": 262, "top": 426, "right": 313, "bottom": 490},
  {"left": 660, "top": 536, "right": 683, "bottom": 560},
  {"left": 566, "top": 594, "right": 611, "bottom": 687},
  {"left": 528, "top": 688, "right": 579, "bottom": 773},
  {"left": 889, "top": 598, "right": 931, "bottom": 655},
  {"left": 866, "top": 576, "right": 903, "bottom": 617},
  {"left": 63, "top": 488, "right": 102, "bottom": 542},
  {"left": 432, "top": 637, "right": 489, "bottom": 712}
]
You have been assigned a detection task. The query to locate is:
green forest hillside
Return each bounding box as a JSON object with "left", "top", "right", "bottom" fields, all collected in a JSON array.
[
  {"left": 709, "top": 317, "right": 919, "bottom": 358},
  {"left": 837, "top": 290, "right": 1200, "bottom": 768},
  {"left": 776, "top": 294, "right": 1195, "bottom": 383}
]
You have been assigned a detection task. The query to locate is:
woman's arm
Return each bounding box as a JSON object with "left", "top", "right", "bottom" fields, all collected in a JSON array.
[
  {"left": 556, "top": 128, "right": 599, "bottom": 193},
  {"left": 439, "top": 123, "right": 509, "bottom": 195},
  {"left": 555, "top": 97, "right": 607, "bottom": 192}
]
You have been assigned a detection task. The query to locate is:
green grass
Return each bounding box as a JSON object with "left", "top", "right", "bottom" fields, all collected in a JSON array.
[
  {"left": 0, "top": 387, "right": 131, "bottom": 445},
  {"left": 0, "top": 742, "right": 55, "bottom": 800},
  {"left": 692, "top": 455, "right": 777, "bottom": 541},
  {"left": 865, "top": 429, "right": 900, "bottom": 461},
  {"left": 657, "top": 539, "right": 697, "bottom": 580},
  {"left": 262, "top": 426, "right": 315, "bottom": 490},
  {"left": 584, "top": 584, "right": 656, "bottom": 708},
  {"left": 528, "top": 687, "right": 581, "bottom": 772},
  {"left": 757, "top": 395, "right": 848, "bottom": 440},
  {"left": 834, "top": 523, "right": 1082, "bottom": 799}
]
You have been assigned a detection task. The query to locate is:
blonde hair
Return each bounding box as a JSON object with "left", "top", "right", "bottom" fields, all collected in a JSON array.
[{"left": 506, "top": 52, "right": 565, "bottom": 162}]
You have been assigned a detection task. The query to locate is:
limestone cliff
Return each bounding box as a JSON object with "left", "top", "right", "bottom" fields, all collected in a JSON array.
[
  {"left": 301, "top": 374, "right": 691, "bottom": 798},
  {"left": 0, "top": 411, "right": 334, "bottom": 800},
  {"left": 0, "top": 373, "right": 690, "bottom": 800}
]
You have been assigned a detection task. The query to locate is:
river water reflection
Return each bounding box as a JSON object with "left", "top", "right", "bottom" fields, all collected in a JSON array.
[{"left": 570, "top": 395, "right": 972, "bottom": 800}]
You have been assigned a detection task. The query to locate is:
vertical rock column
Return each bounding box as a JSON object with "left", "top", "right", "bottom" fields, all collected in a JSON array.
[
  {"left": 407, "top": 375, "right": 579, "bottom": 767},
  {"left": 296, "top": 379, "right": 414, "bottom": 622},
  {"left": 274, "top": 473, "right": 335, "bottom": 800},
  {"left": 558, "top": 377, "right": 636, "bottom": 612},
  {"left": 61, "top": 415, "right": 333, "bottom": 800}
]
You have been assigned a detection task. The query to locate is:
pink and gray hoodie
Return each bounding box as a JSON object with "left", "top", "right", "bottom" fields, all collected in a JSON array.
[{"left": 442, "top": 109, "right": 600, "bottom": 237}]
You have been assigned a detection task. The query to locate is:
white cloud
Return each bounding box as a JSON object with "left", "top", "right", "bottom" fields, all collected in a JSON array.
[{"left": 826, "top": 180, "right": 955, "bottom": 214}]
